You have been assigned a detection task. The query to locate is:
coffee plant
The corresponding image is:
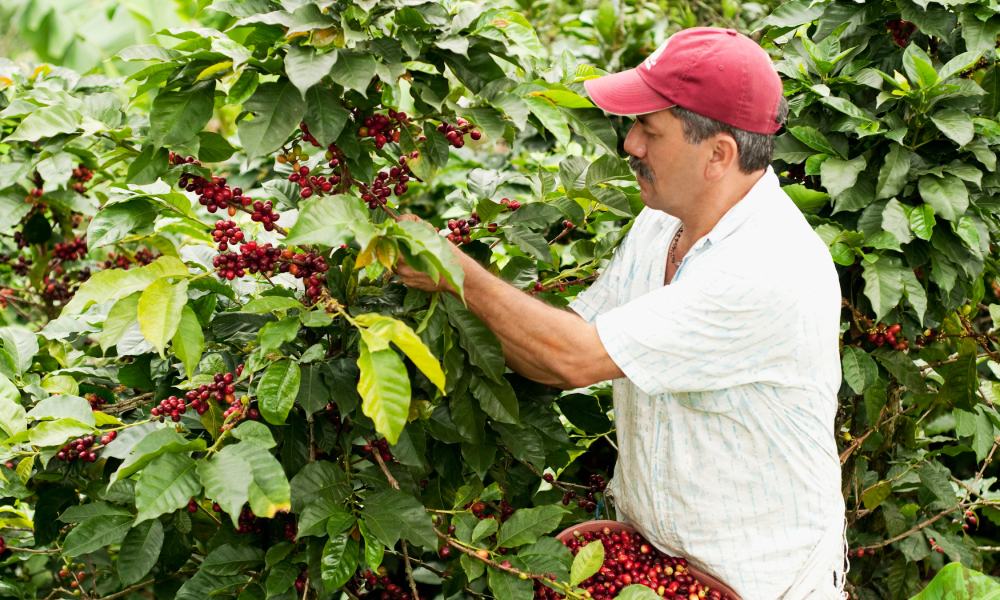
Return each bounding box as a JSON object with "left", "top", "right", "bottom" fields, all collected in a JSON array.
[{"left": 0, "top": 0, "right": 997, "bottom": 599}]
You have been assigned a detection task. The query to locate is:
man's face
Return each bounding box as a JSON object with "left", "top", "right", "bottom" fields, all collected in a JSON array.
[{"left": 622, "top": 108, "right": 702, "bottom": 214}]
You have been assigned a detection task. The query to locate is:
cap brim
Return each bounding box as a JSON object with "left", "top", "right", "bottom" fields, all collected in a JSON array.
[{"left": 583, "top": 68, "right": 674, "bottom": 116}]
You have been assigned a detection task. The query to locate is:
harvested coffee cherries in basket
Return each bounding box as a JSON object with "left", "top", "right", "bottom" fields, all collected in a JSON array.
[{"left": 536, "top": 525, "right": 736, "bottom": 600}]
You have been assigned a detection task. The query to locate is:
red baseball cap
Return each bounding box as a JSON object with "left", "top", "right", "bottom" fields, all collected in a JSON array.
[{"left": 584, "top": 27, "right": 784, "bottom": 135}]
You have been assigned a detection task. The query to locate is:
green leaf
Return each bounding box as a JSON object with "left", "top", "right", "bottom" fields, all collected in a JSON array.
[
  {"left": 875, "top": 145, "right": 912, "bottom": 200},
  {"left": 930, "top": 109, "right": 974, "bottom": 147},
  {"left": 64, "top": 256, "right": 190, "bottom": 316},
  {"left": 197, "top": 131, "right": 237, "bottom": 163},
  {"left": 901, "top": 43, "right": 938, "bottom": 88},
  {"left": 570, "top": 539, "right": 604, "bottom": 586},
  {"left": 359, "top": 520, "right": 384, "bottom": 571},
  {"left": 787, "top": 126, "right": 839, "bottom": 157},
  {"left": 118, "top": 519, "right": 164, "bottom": 585},
  {"left": 258, "top": 359, "right": 301, "bottom": 426},
  {"left": 881, "top": 199, "right": 913, "bottom": 245},
  {"left": 820, "top": 156, "right": 866, "bottom": 199},
  {"left": 138, "top": 278, "right": 189, "bottom": 357},
  {"left": 149, "top": 82, "right": 216, "bottom": 147},
  {"left": 321, "top": 534, "right": 359, "bottom": 591},
  {"left": 0, "top": 373, "right": 26, "bottom": 438},
  {"left": 496, "top": 506, "right": 565, "bottom": 548},
  {"left": 616, "top": 585, "right": 662, "bottom": 600},
  {"left": 304, "top": 87, "right": 350, "bottom": 147},
  {"left": 198, "top": 448, "right": 252, "bottom": 527},
  {"left": 910, "top": 562, "right": 1000, "bottom": 600},
  {"left": 202, "top": 544, "right": 264, "bottom": 576},
  {"left": 0, "top": 326, "right": 38, "bottom": 376},
  {"left": 87, "top": 200, "right": 156, "bottom": 247},
  {"left": 862, "top": 256, "right": 904, "bottom": 321},
  {"left": 470, "top": 375, "right": 519, "bottom": 424},
  {"left": 223, "top": 442, "right": 291, "bottom": 518},
  {"left": 362, "top": 488, "right": 436, "bottom": 550},
  {"left": 231, "top": 421, "right": 276, "bottom": 448},
  {"left": 908, "top": 204, "right": 936, "bottom": 240},
  {"left": 861, "top": 481, "right": 892, "bottom": 511},
  {"left": 284, "top": 194, "right": 376, "bottom": 249},
  {"left": 918, "top": 175, "right": 968, "bottom": 221},
  {"left": 135, "top": 453, "right": 202, "bottom": 523},
  {"left": 113, "top": 427, "right": 207, "bottom": 482},
  {"left": 355, "top": 314, "right": 445, "bottom": 393},
  {"left": 841, "top": 347, "right": 878, "bottom": 395},
  {"left": 172, "top": 306, "right": 204, "bottom": 379},
  {"left": 63, "top": 515, "right": 133, "bottom": 556},
  {"left": 783, "top": 184, "right": 829, "bottom": 214},
  {"left": 357, "top": 339, "right": 411, "bottom": 445},
  {"left": 329, "top": 51, "right": 377, "bottom": 95},
  {"left": 285, "top": 46, "right": 337, "bottom": 96},
  {"left": 28, "top": 418, "right": 94, "bottom": 447},
  {"left": 487, "top": 566, "right": 534, "bottom": 600},
  {"left": 394, "top": 220, "right": 466, "bottom": 299},
  {"left": 5, "top": 105, "right": 81, "bottom": 142},
  {"left": 442, "top": 295, "right": 505, "bottom": 382},
  {"left": 238, "top": 81, "right": 307, "bottom": 159}
]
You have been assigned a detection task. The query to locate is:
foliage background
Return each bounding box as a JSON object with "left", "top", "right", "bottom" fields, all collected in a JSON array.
[{"left": 0, "top": 1, "right": 998, "bottom": 600}]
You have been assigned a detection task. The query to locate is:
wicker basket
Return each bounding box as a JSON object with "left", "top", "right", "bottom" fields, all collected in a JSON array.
[{"left": 555, "top": 520, "right": 742, "bottom": 600}]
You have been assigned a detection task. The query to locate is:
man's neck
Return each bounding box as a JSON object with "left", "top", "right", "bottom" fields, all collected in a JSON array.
[{"left": 676, "top": 168, "right": 766, "bottom": 246}]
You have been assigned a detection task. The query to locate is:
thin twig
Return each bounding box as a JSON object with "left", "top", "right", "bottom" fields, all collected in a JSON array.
[
  {"left": 371, "top": 451, "right": 417, "bottom": 598},
  {"left": 93, "top": 579, "right": 155, "bottom": 600},
  {"left": 104, "top": 392, "right": 153, "bottom": 415},
  {"left": 858, "top": 506, "right": 961, "bottom": 551}
]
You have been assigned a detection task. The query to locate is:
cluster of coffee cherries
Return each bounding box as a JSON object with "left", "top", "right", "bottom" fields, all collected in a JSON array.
[
  {"left": 437, "top": 117, "right": 481, "bottom": 148},
  {"left": 445, "top": 212, "right": 481, "bottom": 245},
  {"left": 277, "top": 249, "right": 329, "bottom": 301},
  {"left": 41, "top": 276, "right": 74, "bottom": 303},
  {"left": 539, "top": 527, "right": 733, "bottom": 600},
  {"left": 186, "top": 371, "right": 239, "bottom": 414},
  {"left": 56, "top": 563, "right": 88, "bottom": 590},
  {"left": 866, "top": 323, "right": 907, "bottom": 351},
  {"left": 962, "top": 509, "right": 978, "bottom": 533},
  {"left": 56, "top": 435, "right": 102, "bottom": 462},
  {"left": 465, "top": 499, "right": 515, "bottom": 523},
  {"left": 70, "top": 164, "right": 93, "bottom": 194},
  {"left": 212, "top": 220, "right": 245, "bottom": 251},
  {"left": 222, "top": 396, "right": 260, "bottom": 430},
  {"left": 151, "top": 396, "right": 189, "bottom": 422},
  {"left": 238, "top": 241, "right": 281, "bottom": 275},
  {"left": 289, "top": 165, "right": 335, "bottom": 199},
  {"left": 176, "top": 168, "right": 254, "bottom": 218},
  {"left": 356, "top": 109, "right": 409, "bottom": 149},
  {"left": 10, "top": 255, "right": 31, "bottom": 275},
  {"left": 101, "top": 248, "right": 158, "bottom": 271},
  {"left": 928, "top": 536, "right": 946, "bottom": 554},
  {"left": 84, "top": 393, "right": 105, "bottom": 410},
  {"left": 886, "top": 19, "right": 917, "bottom": 47},
  {"left": 237, "top": 505, "right": 263, "bottom": 534},
  {"left": 360, "top": 570, "right": 417, "bottom": 600},
  {"left": 361, "top": 438, "right": 394, "bottom": 464},
  {"left": 359, "top": 152, "right": 418, "bottom": 209},
  {"left": 500, "top": 197, "right": 522, "bottom": 211},
  {"left": 546, "top": 472, "right": 606, "bottom": 512},
  {"left": 52, "top": 237, "right": 88, "bottom": 262}
]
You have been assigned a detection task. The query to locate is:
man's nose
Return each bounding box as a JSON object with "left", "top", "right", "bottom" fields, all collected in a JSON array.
[{"left": 623, "top": 123, "right": 644, "bottom": 159}]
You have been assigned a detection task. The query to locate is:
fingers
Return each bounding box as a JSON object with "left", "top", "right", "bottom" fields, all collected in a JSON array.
[{"left": 398, "top": 213, "right": 421, "bottom": 223}]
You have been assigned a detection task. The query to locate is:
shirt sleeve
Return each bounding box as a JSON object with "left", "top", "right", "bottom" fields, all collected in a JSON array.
[
  {"left": 568, "top": 214, "right": 641, "bottom": 323},
  {"left": 594, "top": 269, "right": 794, "bottom": 395}
]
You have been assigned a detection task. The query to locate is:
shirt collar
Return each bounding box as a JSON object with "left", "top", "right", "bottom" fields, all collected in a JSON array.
[{"left": 687, "top": 166, "right": 779, "bottom": 252}]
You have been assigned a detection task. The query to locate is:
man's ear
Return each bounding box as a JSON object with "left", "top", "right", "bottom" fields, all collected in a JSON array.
[{"left": 704, "top": 133, "right": 738, "bottom": 181}]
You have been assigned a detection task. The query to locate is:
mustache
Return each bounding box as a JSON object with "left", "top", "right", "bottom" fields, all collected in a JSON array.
[{"left": 629, "top": 156, "right": 654, "bottom": 182}]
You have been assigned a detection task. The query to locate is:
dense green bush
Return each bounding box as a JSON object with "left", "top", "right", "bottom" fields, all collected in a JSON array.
[{"left": 0, "top": 1, "right": 997, "bottom": 599}]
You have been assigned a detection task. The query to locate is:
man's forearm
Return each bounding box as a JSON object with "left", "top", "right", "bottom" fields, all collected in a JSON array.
[{"left": 455, "top": 253, "right": 586, "bottom": 388}]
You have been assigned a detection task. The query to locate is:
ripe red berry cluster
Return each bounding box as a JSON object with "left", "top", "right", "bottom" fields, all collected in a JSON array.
[
  {"left": 100, "top": 430, "right": 117, "bottom": 445},
  {"left": 445, "top": 213, "right": 479, "bottom": 244},
  {"left": 185, "top": 371, "right": 238, "bottom": 414},
  {"left": 437, "top": 117, "right": 480, "bottom": 148},
  {"left": 249, "top": 200, "right": 280, "bottom": 230},
  {"left": 500, "top": 197, "right": 522, "bottom": 211},
  {"left": 11, "top": 255, "right": 31, "bottom": 276},
  {"left": 362, "top": 438, "right": 394, "bottom": 463},
  {"left": 361, "top": 571, "right": 416, "bottom": 600},
  {"left": 962, "top": 509, "right": 978, "bottom": 532},
  {"left": 288, "top": 165, "right": 335, "bottom": 199},
  {"left": 928, "top": 536, "right": 945, "bottom": 554},
  {"left": 237, "top": 505, "right": 263, "bottom": 534},
  {"left": 294, "top": 568, "right": 308, "bottom": 593},
  {"left": 53, "top": 237, "right": 88, "bottom": 262},
  {"left": 538, "top": 528, "right": 733, "bottom": 600},
  {"left": 866, "top": 323, "right": 907, "bottom": 351},
  {"left": 213, "top": 252, "right": 245, "bottom": 280},
  {"left": 151, "top": 395, "right": 187, "bottom": 422},
  {"left": 84, "top": 393, "right": 105, "bottom": 410},
  {"left": 168, "top": 152, "right": 201, "bottom": 167},
  {"left": 57, "top": 435, "right": 98, "bottom": 462},
  {"left": 357, "top": 110, "right": 408, "bottom": 149},
  {"left": 70, "top": 164, "right": 93, "bottom": 194},
  {"left": 41, "top": 276, "right": 73, "bottom": 303},
  {"left": 101, "top": 248, "right": 158, "bottom": 271},
  {"left": 886, "top": 19, "right": 917, "bottom": 47},
  {"left": 278, "top": 249, "right": 329, "bottom": 301},
  {"left": 56, "top": 564, "right": 88, "bottom": 588},
  {"left": 212, "top": 220, "right": 245, "bottom": 251},
  {"left": 298, "top": 121, "right": 321, "bottom": 147},
  {"left": 240, "top": 241, "right": 281, "bottom": 275},
  {"left": 359, "top": 153, "right": 417, "bottom": 209},
  {"left": 178, "top": 172, "right": 252, "bottom": 217}
]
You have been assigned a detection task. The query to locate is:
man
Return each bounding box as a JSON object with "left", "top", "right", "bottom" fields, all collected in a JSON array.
[{"left": 397, "top": 27, "right": 846, "bottom": 600}]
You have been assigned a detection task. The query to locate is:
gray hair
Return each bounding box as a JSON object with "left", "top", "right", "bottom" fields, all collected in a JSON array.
[{"left": 671, "top": 97, "right": 788, "bottom": 174}]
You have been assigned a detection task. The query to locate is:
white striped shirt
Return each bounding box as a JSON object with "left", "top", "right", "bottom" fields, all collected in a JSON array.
[{"left": 570, "top": 168, "right": 846, "bottom": 599}]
